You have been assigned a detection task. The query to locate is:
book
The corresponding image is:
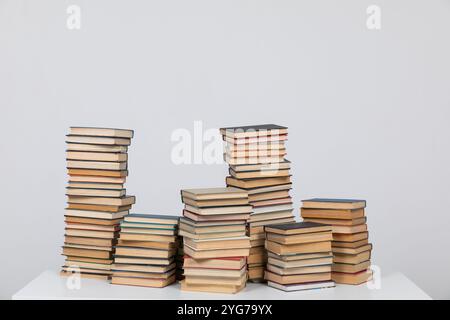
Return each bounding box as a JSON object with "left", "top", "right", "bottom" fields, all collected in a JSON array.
[
  {"left": 332, "top": 260, "right": 371, "bottom": 273},
  {"left": 184, "top": 204, "right": 253, "bottom": 216},
  {"left": 184, "top": 237, "right": 251, "bottom": 251},
  {"left": 301, "top": 208, "right": 365, "bottom": 220},
  {"left": 67, "top": 203, "right": 131, "bottom": 213},
  {"left": 333, "top": 250, "right": 372, "bottom": 264},
  {"left": 67, "top": 182, "right": 124, "bottom": 190},
  {"left": 304, "top": 217, "right": 367, "bottom": 226},
  {"left": 331, "top": 269, "right": 372, "bottom": 285},
  {"left": 179, "top": 229, "right": 246, "bottom": 240},
  {"left": 332, "top": 243, "right": 373, "bottom": 255},
  {"left": 67, "top": 195, "right": 136, "bottom": 206},
  {"left": 268, "top": 280, "right": 335, "bottom": 292},
  {"left": 226, "top": 176, "right": 291, "bottom": 189},
  {"left": 333, "top": 232, "right": 369, "bottom": 242},
  {"left": 248, "top": 190, "right": 291, "bottom": 202},
  {"left": 181, "top": 187, "right": 248, "bottom": 200},
  {"left": 65, "top": 209, "right": 128, "bottom": 220},
  {"left": 180, "top": 280, "right": 246, "bottom": 294},
  {"left": 67, "top": 160, "right": 127, "bottom": 171},
  {"left": 124, "top": 214, "right": 179, "bottom": 225},
  {"left": 66, "top": 143, "right": 128, "bottom": 153},
  {"left": 69, "top": 127, "right": 134, "bottom": 138},
  {"left": 68, "top": 168, "right": 128, "bottom": 177},
  {"left": 66, "top": 188, "right": 126, "bottom": 197},
  {"left": 332, "top": 238, "right": 369, "bottom": 249},
  {"left": 302, "top": 198, "right": 366, "bottom": 210},
  {"left": 268, "top": 256, "right": 333, "bottom": 268},
  {"left": 182, "top": 197, "right": 249, "bottom": 208},
  {"left": 265, "top": 240, "right": 331, "bottom": 255},
  {"left": 183, "top": 210, "right": 249, "bottom": 222},
  {"left": 183, "top": 245, "right": 250, "bottom": 259},
  {"left": 66, "top": 151, "right": 128, "bottom": 162},
  {"left": 183, "top": 256, "right": 246, "bottom": 270},
  {"left": 66, "top": 135, "right": 131, "bottom": 146},
  {"left": 64, "top": 216, "right": 123, "bottom": 225},
  {"left": 183, "top": 266, "right": 246, "bottom": 278},
  {"left": 267, "top": 264, "right": 331, "bottom": 275},
  {"left": 112, "top": 275, "right": 176, "bottom": 288},
  {"left": 230, "top": 168, "right": 290, "bottom": 179},
  {"left": 220, "top": 124, "right": 288, "bottom": 138},
  {"left": 266, "top": 231, "right": 333, "bottom": 245},
  {"left": 265, "top": 222, "right": 332, "bottom": 235},
  {"left": 265, "top": 271, "right": 331, "bottom": 285},
  {"left": 68, "top": 175, "right": 126, "bottom": 184}
]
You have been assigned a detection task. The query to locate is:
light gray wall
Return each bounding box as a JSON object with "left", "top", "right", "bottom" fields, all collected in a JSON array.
[{"left": 1, "top": 0, "right": 449, "bottom": 299}]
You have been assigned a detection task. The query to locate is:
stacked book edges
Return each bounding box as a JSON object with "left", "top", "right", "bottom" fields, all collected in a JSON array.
[
  {"left": 264, "top": 222, "right": 336, "bottom": 291},
  {"left": 111, "top": 214, "right": 180, "bottom": 288},
  {"left": 61, "top": 127, "right": 135, "bottom": 280},
  {"left": 179, "top": 187, "right": 251, "bottom": 293},
  {"left": 220, "top": 124, "right": 295, "bottom": 281},
  {"left": 301, "top": 198, "right": 373, "bottom": 285}
]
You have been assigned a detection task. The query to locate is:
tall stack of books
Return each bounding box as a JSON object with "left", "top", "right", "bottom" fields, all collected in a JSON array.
[
  {"left": 301, "top": 198, "right": 373, "bottom": 285},
  {"left": 111, "top": 214, "right": 179, "bottom": 287},
  {"left": 61, "top": 127, "right": 135, "bottom": 280},
  {"left": 179, "top": 187, "right": 251, "bottom": 293},
  {"left": 264, "top": 222, "right": 335, "bottom": 291},
  {"left": 220, "top": 124, "right": 295, "bottom": 281}
]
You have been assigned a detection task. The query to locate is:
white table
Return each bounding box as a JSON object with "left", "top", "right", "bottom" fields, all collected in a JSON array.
[{"left": 12, "top": 270, "right": 431, "bottom": 300}]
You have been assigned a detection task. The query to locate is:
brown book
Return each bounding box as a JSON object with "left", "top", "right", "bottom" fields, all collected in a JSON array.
[
  {"left": 248, "top": 210, "right": 294, "bottom": 223},
  {"left": 265, "top": 270, "right": 331, "bottom": 285},
  {"left": 67, "top": 195, "right": 135, "bottom": 206},
  {"left": 69, "top": 127, "right": 134, "bottom": 138},
  {"left": 66, "top": 135, "right": 131, "bottom": 146},
  {"left": 112, "top": 275, "right": 175, "bottom": 288},
  {"left": 331, "top": 224, "right": 368, "bottom": 234},
  {"left": 267, "top": 251, "right": 332, "bottom": 261},
  {"left": 266, "top": 231, "right": 332, "bottom": 245},
  {"left": 182, "top": 197, "right": 249, "bottom": 208},
  {"left": 117, "top": 239, "right": 176, "bottom": 250},
  {"left": 65, "top": 223, "right": 119, "bottom": 232},
  {"left": 67, "top": 182, "right": 124, "bottom": 190},
  {"left": 119, "top": 233, "right": 176, "bottom": 243},
  {"left": 113, "top": 256, "right": 174, "bottom": 266},
  {"left": 226, "top": 148, "right": 287, "bottom": 158},
  {"left": 332, "top": 244, "right": 372, "bottom": 255},
  {"left": 184, "top": 237, "right": 250, "bottom": 251},
  {"left": 67, "top": 203, "right": 131, "bottom": 213},
  {"left": 67, "top": 160, "right": 127, "bottom": 171},
  {"left": 179, "top": 221, "right": 245, "bottom": 234},
  {"left": 60, "top": 270, "right": 109, "bottom": 280},
  {"left": 332, "top": 260, "right": 371, "bottom": 273},
  {"left": 226, "top": 176, "right": 291, "bottom": 189},
  {"left": 68, "top": 175, "right": 126, "bottom": 184},
  {"left": 248, "top": 190, "right": 291, "bottom": 202},
  {"left": 112, "top": 263, "right": 175, "bottom": 273},
  {"left": 332, "top": 238, "right": 369, "bottom": 249},
  {"left": 62, "top": 246, "right": 111, "bottom": 259},
  {"left": 185, "top": 273, "right": 247, "bottom": 286},
  {"left": 302, "top": 199, "right": 366, "bottom": 210},
  {"left": 64, "top": 216, "right": 123, "bottom": 225},
  {"left": 301, "top": 208, "right": 365, "bottom": 220},
  {"left": 265, "top": 240, "right": 331, "bottom": 255},
  {"left": 179, "top": 229, "right": 245, "bottom": 240},
  {"left": 333, "top": 250, "right": 372, "bottom": 264},
  {"left": 64, "top": 260, "right": 112, "bottom": 271},
  {"left": 303, "top": 217, "right": 367, "bottom": 226},
  {"left": 112, "top": 270, "right": 175, "bottom": 280},
  {"left": 60, "top": 266, "right": 112, "bottom": 275},
  {"left": 63, "top": 256, "right": 113, "bottom": 264},
  {"left": 66, "top": 143, "right": 128, "bottom": 153},
  {"left": 183, "top": 245, "right": 249, "bottom": 259},
  {"left": 333, "top": 232, "right": 369, "bottom": 242},
  {"left": 183, "top": 210, "right": 249, "bottom": 222},
  {"left": 252, "top": 197, "right": 292, "bottom": 207},
  {"left": 64, "top": 236, "right": 114, "bottom": 247},
  {"left": 332, "top": 269, "right": 372, "bottom": 285},
  {"left": 184, "top": 266, "right": 246, "bottom": 278},
  {"left": 249, "top": 217, "right": 295, "bottom": 227},
  {"left": 229, "top": 168, "right": 290, "bottom": 179},
  {"left": 114, "top": 246, "right": 175, "bottom": 258},
  {"left": 66, "top": 188, "right": 126, "bottom": 198},
  {"left": 66, "top": 151, "right": 128, "bottom": 162},
  {"left": 184, "top": 204, "right": 252, "bottom": 216},
  {"left": 181, "top": 279, "right": 246, "bottom": 294},
  {"left": 183, "top": 257, "right": 246, "bottom": 270},
  {"left": 268, "top": 256, "right": 332, "bottom": 269},
  {"left": 65, "top": 229, "right": 118, "bottom": 239},
  {"left": 68, "top": 168, "right": 128, "bottom": 177},
  {"left": 181, "top": 187, "right": 248, "bottom": 200},
  {"left": 265, "top": 222, "right": 332, "bottom": 236},
  {"left": 267, "top": 264, "right": 331, "bottom": 276}
]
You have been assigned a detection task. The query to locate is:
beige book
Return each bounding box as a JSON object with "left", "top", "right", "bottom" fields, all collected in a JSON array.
[
  {"left": 69, "top": 127, "right": 133, "bottom": 138},
  {"left": 66, "top": 151, "right": 128, "bottom": 162},
  {"left": 301, "top": 208, "right": 365, "bottom": 220},
  {"left": 67, "top": 195, "right": 135, "bottom": 206},
  {"left": 268, "top": 256, "right": 332, "bottom": 268},
  {"left": 112, "top": 275, "right": 175, "bottom": 288},
  {"left": 66, "top": 135, "right": 131, "bottom": 146},
  {"left": 266, "top": 231, "right": 332, "bottom": 245},
  {"left": 180, "top": 279, "right": 245, "bottom": 294},
  {"left": 332, "top": 260, "right": 371, "bottom": 273},
  {"left": 265, "top": 271, "right": 331, "bottom": 285},
  {"left": 265, "top": 240, "right": 331, "bottom": 255},
  {"left": 66, "top": 143, "right": 128, "bottom": 153},
  {"left": 68, "top": 175, "right": 126, "bottom": 184},
  {"left": 267, "top": 264, "right": 331, "bottom": 275},
  {"left": 66, "top": 188, "right": 126, "bottom": 197},
  {"left": 181, "top": 187, "right": 248, "bottom": 200},
  {"left": 183, "top": 245, "right": 249, "bottom": 259},
  {"left": 67, "top": 160, "right": 127, "bottom": 171}
]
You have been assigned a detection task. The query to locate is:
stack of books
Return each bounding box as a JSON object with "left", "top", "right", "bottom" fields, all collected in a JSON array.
[
  {"left": 301, "top": 198, "right": 373, "bottom": 285},
  {"left": 179, "top": 187, "right": 251, "bottom": 293},
  {"left": 61, "top": 127, "right": 135, "bottom": 280},
  {"left": 111, "top": 214, "right": 179, "bottom": 287},
  {"left": 264, "top": 222, "right": 335, "bottom": 291},
  {"left": 220, "top": 124, "right": 295, "bottom": 281}
]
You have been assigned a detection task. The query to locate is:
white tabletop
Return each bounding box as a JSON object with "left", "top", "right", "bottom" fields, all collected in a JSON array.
[{"left": 12, "top": 270, "right": 431, "bottom": 300}]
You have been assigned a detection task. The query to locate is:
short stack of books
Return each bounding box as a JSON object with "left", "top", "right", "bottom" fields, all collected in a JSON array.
[
  {"left": 301, "top": 198, "right": 373, "bottom": 285},
  {"left": 179, "top": 187, "right": 251, "bottom": 293},
  {"left": 264, "top": 222, "right": 335, "bottom": 291},
  {"left": 111, "top": 214, "right": 179, "bottom": 287},
  {"left": 220, "top": 124, "right": 295, "bottom": 281},
  {"left": 61, "top": 127, "right": 135, "bottom": 280}
]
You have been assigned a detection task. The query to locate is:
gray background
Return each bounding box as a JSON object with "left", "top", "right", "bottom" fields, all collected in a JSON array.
[{"left": 1, "top": 0, "right": 449, "bottom": 299}]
